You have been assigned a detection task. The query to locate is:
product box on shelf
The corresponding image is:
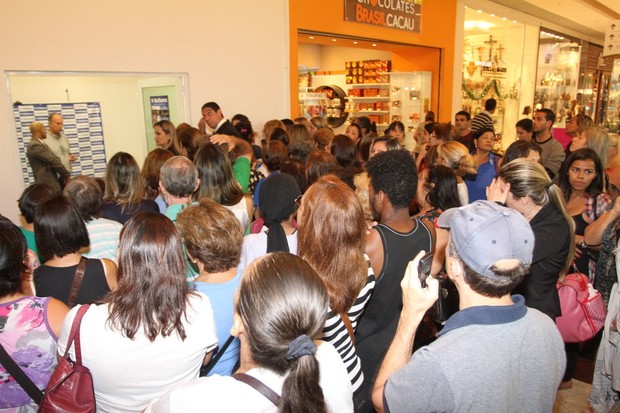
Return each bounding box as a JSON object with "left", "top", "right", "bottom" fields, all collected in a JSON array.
[{"left": 345, "top": 59, "right": 391, "bottom": 84}]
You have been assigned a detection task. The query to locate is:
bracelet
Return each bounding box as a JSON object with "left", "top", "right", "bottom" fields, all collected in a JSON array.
[{"left": 580, "top": 241, "right": 602, "bottom": 248}]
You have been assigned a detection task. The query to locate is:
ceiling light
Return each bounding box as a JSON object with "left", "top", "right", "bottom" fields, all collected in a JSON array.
[
  {"left": 464, "top": 20, "right": 495, "bottom": 30},
  {"left": 332, "top": 39, "right": 337, "bottom": 42},
  {"left": 353, "top": 41, "right": 358, "bottom": 44},
  {"left": 309, "top": 36, "right": 314, "bottom": 39},
  {"left": 372, "top": 43, "right": 377, "bottom": 47}
]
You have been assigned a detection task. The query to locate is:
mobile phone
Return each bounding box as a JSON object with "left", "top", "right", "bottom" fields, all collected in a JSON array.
[{"left": 418, "top": 251, "right": 434, "bottom": 288}]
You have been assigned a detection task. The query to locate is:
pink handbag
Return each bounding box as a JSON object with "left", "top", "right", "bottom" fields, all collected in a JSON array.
[{"left": 556, "top": 271, "right": 607, "bottom": 343}]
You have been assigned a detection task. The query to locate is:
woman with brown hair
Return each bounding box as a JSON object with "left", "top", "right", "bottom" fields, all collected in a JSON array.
[
  {"left": 0, "top": 215, "right": 69, "bottom": 411},
  {"left": 306, "top": 150, "right": 338, "bottom": 186},
  {"left": 176, "top": 199, "right": 243, "bottom": 377},
  {"left": 102, "top": 152, "right": 159, "bottom": 224},
  {"left": 141, "top": 148, "right": 174, "bottom": 213},
  {"left": 177, "top": 126, "right": 204, "bottom": 161},
  {"left": 57, "top": 212, "right": 218, "bottom": 412},
  {"left": 297, "top": 175, "right": 375, "bottom": 397},
  {"left": 145, "top": 253, "right": 353, "bottom": 413},
  {"left": 193, "top": 143, "right": 253, "bottom": 231}
]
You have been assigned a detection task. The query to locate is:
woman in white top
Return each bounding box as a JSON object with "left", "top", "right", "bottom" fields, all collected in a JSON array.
[
  {"left": 239, "top": 173, "right": 301, "bottom": 271},
  {"left": 58, "top": 212, "right": 218, "bottom": 413},
  {"left": 436, "top": 140, "right": 476, "bottom": 206},
  {"left": 145, "top": 253, "right": 353, "bottom": 413}
]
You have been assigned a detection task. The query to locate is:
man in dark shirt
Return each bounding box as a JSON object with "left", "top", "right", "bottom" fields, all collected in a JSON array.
[
  {"left": 454, "top": 110, "right": 475, "bottom": 152},
  {"left": 355, "top": 149, "right": 433, "bottom": 412},
  {"left": 198, "top": 102, "right": 240, "bottom": 137}
]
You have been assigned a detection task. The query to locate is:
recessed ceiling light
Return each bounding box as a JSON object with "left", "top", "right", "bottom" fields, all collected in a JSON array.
[
  {"left": 372, "top": 43, "right": 377, "bottom": 47},
  {"left": 332, "top": 39, "right": 337, "bottom": 42},
  {"left": 490, "top": 14, "right": 495, "bottom": 17},
  {"left": 353, "top": 41, "right": 358, "bottom": 44},
  {"left": 512, "top": 20, "right": 517, "bottom": 23},
  {"left": 502, "top": 17, "right": 507, "bottom": 20},
  {"left": 309, "top": 36, "right": 314, "bottom": 39},
  {"left": 477, "top": 9, "right": 482, "bottom": 13}
]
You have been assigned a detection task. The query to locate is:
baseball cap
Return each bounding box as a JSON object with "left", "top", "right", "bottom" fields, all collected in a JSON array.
[{"left": 437, "top": 200, "right": 534, "bottom": 279}]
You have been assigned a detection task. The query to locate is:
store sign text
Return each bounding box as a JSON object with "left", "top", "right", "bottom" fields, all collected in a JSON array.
[{"left": 344, "top": 0, "right": 422, "bottom": 33}]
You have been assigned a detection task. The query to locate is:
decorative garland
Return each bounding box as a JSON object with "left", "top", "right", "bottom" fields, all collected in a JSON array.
[{"left": 462, "top": 78, "right": 509, "bottom": 101}]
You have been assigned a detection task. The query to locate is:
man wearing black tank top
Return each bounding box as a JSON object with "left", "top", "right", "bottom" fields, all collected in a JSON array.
[{"left": 354, "top": 149, "right": 433, "bottom": 412}]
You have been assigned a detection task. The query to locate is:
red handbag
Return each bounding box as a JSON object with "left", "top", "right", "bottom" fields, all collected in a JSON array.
[
  {"left": 39, "top": 304, "right": 96, "bottom": 413},
  {"left": 556, "top": 272, "right": 607, "bottom": 343}
]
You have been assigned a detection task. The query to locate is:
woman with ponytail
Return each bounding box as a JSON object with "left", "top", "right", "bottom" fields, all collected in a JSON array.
[
  {"left": 487, "top": 159, "right": 574, "bottom": 320},
  {"left": 238, "top": 173, "right": 301, "bottom": 271},
  {"left": 145, "top": 252, "right": 353, "bottom": 413}
]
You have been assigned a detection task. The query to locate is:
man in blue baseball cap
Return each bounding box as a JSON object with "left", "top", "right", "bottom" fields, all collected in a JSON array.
[{"left": 372, "top": 200, "right": 566, "bottom": 413}]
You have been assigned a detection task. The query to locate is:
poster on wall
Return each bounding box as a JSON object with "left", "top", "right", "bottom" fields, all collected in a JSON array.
[
  {"left": 150, "top": 95, "right": 170, "bottom": 124},
  {"left": 344, "top": 0, "right": 422, "bottom": 33},
  {"left": 604, "top": 20, "right": 620, "bottom": 57},
  {"left": 13, "top": 102, "right": 107, "bottom": 186}
]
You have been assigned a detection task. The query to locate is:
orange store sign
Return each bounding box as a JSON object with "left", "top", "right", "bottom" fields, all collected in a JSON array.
[{"left": 344, "top": 0, "right": 422, "bottom": 33}]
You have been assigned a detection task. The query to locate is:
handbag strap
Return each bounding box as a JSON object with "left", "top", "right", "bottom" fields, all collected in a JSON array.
[
  {"left": 67, "top": 257, "right": 88, "bottom": 308},
  {"left": 340, "top": 312, "right": 355, "bottom": 343},
  {"left": 233, "top": 372, "right": 281, "bottom": 406},
  {"left": 62, "top": 304, "right": 90, "bottom": 366},
  {"left": 201, "top": 335, "right": 236, "bottom": 376},
  {"left": 0, "top": 343, "right": 43, "bottom": 404}
]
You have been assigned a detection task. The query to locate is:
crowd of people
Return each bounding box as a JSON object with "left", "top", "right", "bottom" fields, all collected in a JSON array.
[{"left": 2, "top": 99, "right": 620, "bottom": 412}]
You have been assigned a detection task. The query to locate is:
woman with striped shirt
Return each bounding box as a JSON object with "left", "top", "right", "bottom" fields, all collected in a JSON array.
[{"left": 297, "top": 175, "right": 376, "bottom": 399}]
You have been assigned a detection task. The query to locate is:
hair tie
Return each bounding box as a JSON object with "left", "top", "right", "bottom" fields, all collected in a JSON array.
[
  {"left": 286, "top": 335, "right": 317, "bottom": 360},
  {"left": 545, "top": 182, "right": 552, "bottom": 189}
]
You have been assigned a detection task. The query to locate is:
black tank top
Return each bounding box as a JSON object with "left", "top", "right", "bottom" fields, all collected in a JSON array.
[
  {"left": 573, "top": 213, "right": 589, "bottom": 275},
  {"left": 34, "top": 258, "right": 111, "bottom": 306},
  {"left": 355, "top": 220, "right": 432, "bottom": 385}
]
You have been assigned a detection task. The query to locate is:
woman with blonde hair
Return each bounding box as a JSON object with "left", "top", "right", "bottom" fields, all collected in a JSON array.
[
  {"left": 102, "top": 152, "right": 159, "bottom": 224},
  {"left": 436, "top": 141, "right": 476, "bottom": 205},
  {"left": 297, "top": 175, "right": 375, "bottom": 398},
  {"left": 488, "top": 159, "right": 574, "bottom": 321},
  {"left": 261, "top": 119, "right": 286, "bottom": 145},
  {"left": 154, "top": 120, "right": 182, "bottom": 156},
  {"left": 311, "top": 116, "right": 329, "bottom": 131}
]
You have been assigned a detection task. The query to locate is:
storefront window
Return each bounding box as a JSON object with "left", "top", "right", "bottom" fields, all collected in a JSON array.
[
  {"left": 606, "top": 59, "right": 620, "bottom": 133},
  {"left": 534, "top": 30, "right": 581, "bottom": 125},
  {"left": 462, "top": 8, "right": 525, "bottom": 141}
]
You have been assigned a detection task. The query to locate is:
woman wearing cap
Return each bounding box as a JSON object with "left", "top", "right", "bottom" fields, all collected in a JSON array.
[
  {"left": 238, "top": 173, "right": 301, "bottom": 271},
  {"left": 144, "top": 253, "right": 353, "bottom": 413},
  {"left": 487, "top": 159, "right": 574, "bottom": 321}
]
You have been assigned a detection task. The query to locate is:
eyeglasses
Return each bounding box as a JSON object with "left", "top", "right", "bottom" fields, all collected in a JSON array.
[{"left": 295, "top": 195, "right": 303, "bottom": 208}]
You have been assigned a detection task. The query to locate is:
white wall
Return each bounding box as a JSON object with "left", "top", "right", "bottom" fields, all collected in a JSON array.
[
  {"left": 0, "top": 0, "right": 289, "bottom": 222},
  {"left": 9, "top": 74, "right": 164, "bottom": 165}
]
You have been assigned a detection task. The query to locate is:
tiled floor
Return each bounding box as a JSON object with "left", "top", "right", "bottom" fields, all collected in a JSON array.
[
  {"left": 553, "top": 347, "right": 597, "bottom": 413},
  {"left": 554, "top": 380, "right": 592, "bottom": 413}
]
